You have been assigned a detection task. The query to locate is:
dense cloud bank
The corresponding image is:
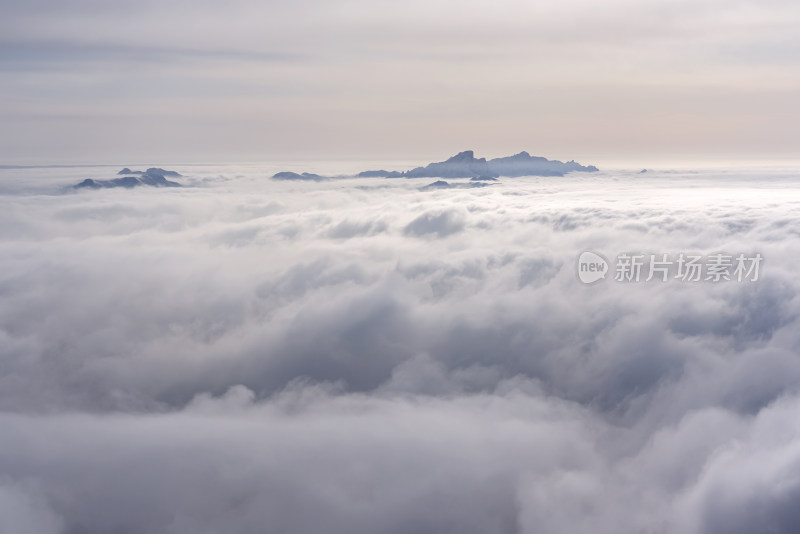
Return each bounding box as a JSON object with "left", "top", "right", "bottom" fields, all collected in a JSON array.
[{"left": 1, "top": 165, "right": 799, "bottom": 533}]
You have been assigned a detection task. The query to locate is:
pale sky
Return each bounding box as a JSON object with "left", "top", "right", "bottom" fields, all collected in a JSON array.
[{"left": 1, "top": 0, "right": 799, "bottom": 165}]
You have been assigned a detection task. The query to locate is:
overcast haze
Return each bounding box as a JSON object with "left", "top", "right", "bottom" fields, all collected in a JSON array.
[{"left": 2, "top": 0, "right": 800, "bottom": 164}]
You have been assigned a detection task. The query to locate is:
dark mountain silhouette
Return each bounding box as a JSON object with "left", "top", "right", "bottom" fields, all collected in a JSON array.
[
  {"left": 274, "top": 150, "right": 598, "bottom": 181},
  {"left": 74, "top": 168, "right": 182, "bottom": 189},
  {"left": 272, "top": 171, "right": 326, "bottom": 182}
]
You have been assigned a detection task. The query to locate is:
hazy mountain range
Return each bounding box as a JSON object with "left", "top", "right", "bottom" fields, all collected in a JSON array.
[
  {"left": 73, "top": 168, "right": 183, "bottom": 189},
  {"left": 274, "top": 150, "right": 598, "bottom": 181}
]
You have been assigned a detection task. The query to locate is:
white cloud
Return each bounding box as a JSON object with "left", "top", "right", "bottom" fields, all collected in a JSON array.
[{"left": 1, "top": 165, "right": 799, "bottom": 532}]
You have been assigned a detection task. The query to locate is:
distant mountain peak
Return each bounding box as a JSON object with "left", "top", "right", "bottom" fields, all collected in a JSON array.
[
  {"left": 508, "top": 151, "right": 531, "bottom": 159},
  {"left": 272, "top": 171, "right": 326, "bottom": 182},
  {"left": 446, "top": 150, "right": 479, "bottom": 162},
  {"left": 74, "top": 168, "right": 182, "bottom": 189},
  {"left": 273, "top": 151, "right": 598, "bottom": 182}
]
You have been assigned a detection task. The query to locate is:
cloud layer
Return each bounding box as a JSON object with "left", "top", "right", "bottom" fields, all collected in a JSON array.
[{"left": 1, "top": 165, "right": 799, "bottom": 533}]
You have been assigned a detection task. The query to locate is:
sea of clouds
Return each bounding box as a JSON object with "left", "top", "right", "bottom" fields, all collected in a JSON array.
[{"left": 1, "top": 164, "right": 799, "bottom": 534}]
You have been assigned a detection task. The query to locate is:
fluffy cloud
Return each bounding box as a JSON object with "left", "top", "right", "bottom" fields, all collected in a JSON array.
[{"left": 0, "top": 165, "right": 799, "bottom": 533}]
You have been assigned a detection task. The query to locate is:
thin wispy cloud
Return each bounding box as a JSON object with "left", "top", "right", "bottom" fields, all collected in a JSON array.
[{"left": 1, "top": 0, "right": 799, "bottom": 162}]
